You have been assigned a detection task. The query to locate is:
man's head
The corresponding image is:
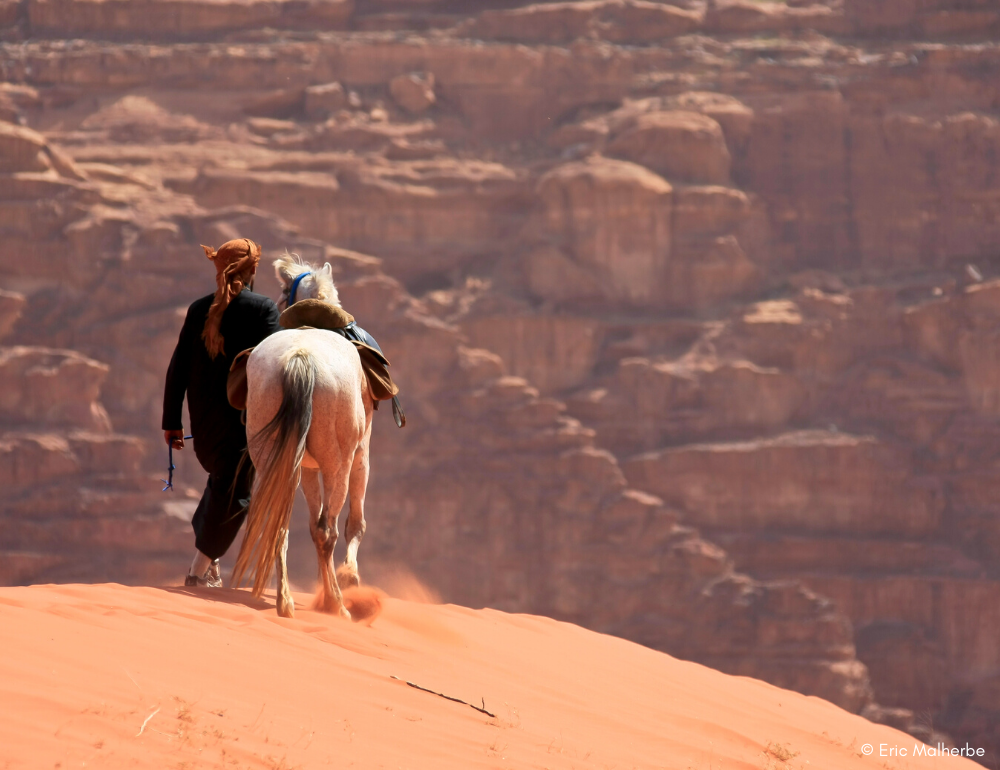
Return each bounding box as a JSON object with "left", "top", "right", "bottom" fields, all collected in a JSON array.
[
  {"left": 202, "top": 238, "right": 261, "bottom": 281},
  {"left": 201, "top": 238, "right": 262, "bottom": 358}
]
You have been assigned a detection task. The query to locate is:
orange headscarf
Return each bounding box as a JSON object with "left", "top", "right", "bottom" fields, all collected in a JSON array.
[{"left": 201, "top": 238, "right": 261, "bottom": 359}]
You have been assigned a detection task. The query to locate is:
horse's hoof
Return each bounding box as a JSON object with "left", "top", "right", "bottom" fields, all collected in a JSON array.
[
  {"left": 336, "top": 564, "right": 360, "bottom": 590},
  {"left": 338, "top": 606, "right": 352, "bottom": 621},
  {"left": 277, "top": 600, "right": 295, "bottom": 619}
]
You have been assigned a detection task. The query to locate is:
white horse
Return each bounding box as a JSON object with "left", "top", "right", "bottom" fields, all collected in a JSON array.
[{"left": 232, "top": 255, "right": 373, "bottom": 619}]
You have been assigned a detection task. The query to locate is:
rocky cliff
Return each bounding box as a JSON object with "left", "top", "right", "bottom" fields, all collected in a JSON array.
[{"left": 2, "top": 0, "right": 999, "bottom": 761}]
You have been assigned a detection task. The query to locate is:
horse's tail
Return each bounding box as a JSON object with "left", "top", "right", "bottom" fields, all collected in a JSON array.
[{"left": 232, "top": 346, "right": 315, "bottom": 598}]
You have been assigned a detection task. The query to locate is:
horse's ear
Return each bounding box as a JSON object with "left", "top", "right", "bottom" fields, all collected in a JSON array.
[
  {"left": 273, "top": 257, "right": 293, "bottom": 288},
  {"left": 323, "top": 262, "right": 333, "bottom": 277},
  {"left": 201, "top": 244, "right": 215, "bottom": 259}
]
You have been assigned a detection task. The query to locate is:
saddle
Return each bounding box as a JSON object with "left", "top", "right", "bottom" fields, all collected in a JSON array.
[{"left": 227, "top": 299, "right": 405, "bottom": 427}]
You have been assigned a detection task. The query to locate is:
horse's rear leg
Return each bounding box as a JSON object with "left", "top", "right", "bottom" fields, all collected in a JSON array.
[
  {"left": 311, "top": 466, "right": 350, "bottom": 619},
  {"left": 302, "top": 468, "right": 326, "bottom": 609},
  {"left": 275, "top": 528, "right": 294, "bottom": 618},
  {"left": 339, "top": 439, "right": 369, "bottom": 590}
]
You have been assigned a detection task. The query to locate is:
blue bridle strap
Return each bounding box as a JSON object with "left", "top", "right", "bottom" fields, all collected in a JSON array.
[{"left": 288, "top": 271, "right": 311, "bottom": 306}]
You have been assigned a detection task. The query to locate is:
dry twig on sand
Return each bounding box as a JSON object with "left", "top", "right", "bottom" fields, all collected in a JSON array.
[
  {"left": 123, "top": 668, "right": 142, "bottom": 693},
  {"left": 390, "top": 675, "right": 496, "bottom": 718},
  {"left": 136, "top": 706, "right": 161, "bottom": 736}
]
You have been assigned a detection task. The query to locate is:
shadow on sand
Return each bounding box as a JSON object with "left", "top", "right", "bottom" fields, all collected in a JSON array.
[
  {"left": 158, "top": 585, "right": 275, "bottom": 612},
  {"left": 158, "top": 583, "right": 383, "bottom": 624}
]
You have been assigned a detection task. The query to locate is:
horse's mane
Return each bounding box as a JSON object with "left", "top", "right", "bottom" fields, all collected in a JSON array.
[{"left": 273, "top": 252, "right": 341, "bottom": 309}]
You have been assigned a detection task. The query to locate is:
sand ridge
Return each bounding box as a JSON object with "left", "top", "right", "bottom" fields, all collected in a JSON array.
[{"left": 0, "top": 583, "right": 979, "bottom": 769}]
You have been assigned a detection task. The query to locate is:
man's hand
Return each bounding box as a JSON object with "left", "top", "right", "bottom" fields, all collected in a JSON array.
[{"left": 164, "top": 430, "right": 185, "bottom": 450}]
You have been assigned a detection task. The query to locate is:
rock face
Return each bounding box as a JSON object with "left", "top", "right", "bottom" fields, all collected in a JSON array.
[
  {"left": 0, "top": 347, "right": 112, "bottom": 431},
  {"left": 0, "top": 123, "right": 192, "bottom": 586},
  {"left": 463, "top": 1, "right": 702, "bottom": 44},
  {"left": 304, "top": 81, "right": 346, "bottom": 120},
  {"left": 389, "top": 71, "right": 435, "bottom": 114},
  {"left": 0, "top": 343, "right": 190, "bottom": 586},
  {"left": 843, "top": 0, "right": 1000, "bottom": 37},
  {"left": 625, "top": 431, "right": 943, "bottom": 537},
  {"left": 2, "top": 1, "right": 1000, "bottom": 762},
  {"left": 0, "top": 291, "right": 25, "bottom": 339},
  {"left": 606, "top": 111, "right": 732, "bottom": 184},
  {"left": 524, "top": 156, "right": 758, "bottom": 311},
  {"left": 27, "top": 0, "right": 353, "bottom": 38},
  {"left": 529, "top": 157, "right": 674, "bottom": 307}
]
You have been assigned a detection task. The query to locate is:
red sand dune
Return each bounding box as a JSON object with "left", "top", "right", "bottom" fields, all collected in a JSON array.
[{"left": 0, "top": 583, "right": 980, "bottom": 770}]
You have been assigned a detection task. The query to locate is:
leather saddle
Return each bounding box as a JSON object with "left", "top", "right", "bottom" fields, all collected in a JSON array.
[{"left": 227, "top": 299, "right": 405, "bottom": 427}]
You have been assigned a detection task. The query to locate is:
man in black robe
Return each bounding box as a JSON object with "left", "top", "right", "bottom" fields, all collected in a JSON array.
[{"left": 162, "top": 238, "right": 281, "bottom": 587}]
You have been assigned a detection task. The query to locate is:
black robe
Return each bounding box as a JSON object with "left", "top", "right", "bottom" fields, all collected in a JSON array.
[
  {"left": 162, "top": 288, "right": 281, "bottom": 560},
  {"left": 162, "top": 289, "right": 281, "bottom": 472}
]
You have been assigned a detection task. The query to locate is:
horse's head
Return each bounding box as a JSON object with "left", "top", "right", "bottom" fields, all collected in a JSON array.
[{"left": 274, "top": 253, "right": 341, "bottom": 310}]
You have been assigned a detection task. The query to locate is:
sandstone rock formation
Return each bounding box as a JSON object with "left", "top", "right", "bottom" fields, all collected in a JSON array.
[
  {"left": 463, "top": 1, "right": 702, "bottom": 44},
  {"left": 606, "top": 110, "right": 732, "bottom": 184},
  {"left": 27, "top": 0, "right": 353, "bottom": 38},
  {"left": 2, "top": 0, "right": 1000, "bottom": 762},
  {"left": 304, "top": 81, "right": 347, "bottom": 120},
  {"left": 389, "top": 71, "right": 435, "bottom": 114},
  {"left": 529, "top": 156, "right": 674, "bottom": 307}
]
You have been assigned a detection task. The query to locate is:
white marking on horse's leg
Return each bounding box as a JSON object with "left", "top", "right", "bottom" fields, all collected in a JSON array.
[
  {"left": 315, "top": 468, "right": 350, "bottom": 619},
  {"left": 342, "top": 439, "right": 370, "bottom": 589},
  {"left": 275, "top": 528, "right": 294, "bottom": 619},
  {"left": 301, "top": 466, "right": 323, "bottom": 564}
]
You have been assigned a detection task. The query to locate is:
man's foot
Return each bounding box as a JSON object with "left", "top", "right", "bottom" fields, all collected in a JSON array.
[
  {"left": 185, "top": 559, "right": 222, "bottom": 588},
  {"left": 205, "top": 559, "right": 223, "bottom": 588}
]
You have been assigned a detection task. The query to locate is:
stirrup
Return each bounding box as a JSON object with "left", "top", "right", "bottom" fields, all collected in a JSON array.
[{"left": 391, "top": 395, "right": 406, "bottom": 428}]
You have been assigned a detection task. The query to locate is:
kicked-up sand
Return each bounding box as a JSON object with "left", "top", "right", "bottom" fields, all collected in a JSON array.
[{"left": 0, "top": 583, "right": 980, "bottom": 769}]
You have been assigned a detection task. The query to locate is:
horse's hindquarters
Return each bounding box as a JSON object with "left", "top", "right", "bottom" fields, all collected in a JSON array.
[{"left": 246, "top": 329, "right": 368, "bottom": 463}]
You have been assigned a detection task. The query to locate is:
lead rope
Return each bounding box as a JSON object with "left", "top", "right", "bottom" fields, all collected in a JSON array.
[{"left": 161, "top": 435, "right": 194, "bottom": 491}]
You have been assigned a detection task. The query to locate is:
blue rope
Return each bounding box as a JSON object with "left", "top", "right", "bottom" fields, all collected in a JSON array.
[
  {"left": 161, "top": 435, "right": 193, "bottom": 492},
  {"left": 288, "top": 271, "right": 311, "bottom": 306}
]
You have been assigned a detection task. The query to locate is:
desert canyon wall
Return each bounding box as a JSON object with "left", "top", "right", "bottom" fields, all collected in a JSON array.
[{"left": 2, "top": 0, "right": 1000, "bottom": 762}]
